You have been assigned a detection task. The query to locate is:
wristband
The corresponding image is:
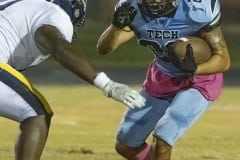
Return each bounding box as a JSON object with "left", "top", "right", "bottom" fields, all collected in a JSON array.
[{"left": 93, "top": 72, "right": 110, "bottom": 89}]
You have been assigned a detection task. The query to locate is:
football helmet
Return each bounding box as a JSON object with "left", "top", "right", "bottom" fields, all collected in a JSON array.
[
  {"left": 140, "top": 0, "right": 181, "bottom": 17},
  {"left": 47, "top": 0, "right": 87, "bottom": 27}
]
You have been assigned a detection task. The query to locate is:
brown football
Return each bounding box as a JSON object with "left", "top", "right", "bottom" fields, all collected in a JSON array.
[{"left": 171, "top": 36, "right": 212, "bottom": 64}]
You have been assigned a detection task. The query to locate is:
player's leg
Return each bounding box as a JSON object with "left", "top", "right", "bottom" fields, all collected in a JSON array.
[
  {"left": 150, "top": 137, "right": 172, "bottom": 160},
  {"left": 15, "top": 114, "right": 51, "bottom": 160},
  {"left": 115, "top": 142, "right": 151, "bottom": 160},
  {"left": 115, "top": 90, "right": 170, "bottom": 160},
  {"left": 0, "top": 63, "right": 53, "bottom": 160},
  {"left": 151, "top": 88, "right": 211, "bottom": 160}
]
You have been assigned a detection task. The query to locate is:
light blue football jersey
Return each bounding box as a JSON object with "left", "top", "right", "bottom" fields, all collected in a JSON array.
[{"left": 116, "top": 0, "right": 221, "bottom": 76}]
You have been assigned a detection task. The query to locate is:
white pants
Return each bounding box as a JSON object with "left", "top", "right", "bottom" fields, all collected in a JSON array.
[{"left": 0, "top": 63, "right": 53, "bottom": 122}]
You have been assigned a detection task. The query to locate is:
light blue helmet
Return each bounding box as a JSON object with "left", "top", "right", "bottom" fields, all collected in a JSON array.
[
  {"left": 47, "top": 0, "right": 87, "bottom": 26},
  {"left": 140, "top": 0, "right": 181, "bottom": 17}
]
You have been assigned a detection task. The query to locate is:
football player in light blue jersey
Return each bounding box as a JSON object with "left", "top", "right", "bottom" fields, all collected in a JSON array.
[
  {"left": 0, "top": 0, "right": 146, "bottom": 159},
  {"left": 97, "top": 0, "right": 230, "bottom": 159}
]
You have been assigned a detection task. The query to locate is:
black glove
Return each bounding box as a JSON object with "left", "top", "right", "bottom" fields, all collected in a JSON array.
[
  {"left": 112, "top": 2, "right": 137, "bottom": 29},
  {"left": 167, "top": 44, "right": 197, "bottom": 76}
]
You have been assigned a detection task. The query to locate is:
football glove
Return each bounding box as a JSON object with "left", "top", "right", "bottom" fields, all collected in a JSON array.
[
  {"left": 112, "top": 2, "right": 137, "bottom": 29},
  {"left": 167, "top": 44, "right": 197, "bottom": 76},
  {"left": 94, "top": 72, "right": 146, "bottom": 109}
]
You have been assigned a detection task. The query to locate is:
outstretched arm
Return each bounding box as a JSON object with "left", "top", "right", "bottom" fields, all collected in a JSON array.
[
  {"left": 34, "top": 25, "right": 145, "bottom": 108},
  {"left": 35, "top": 25, "right": 97, "bottom": 84}
]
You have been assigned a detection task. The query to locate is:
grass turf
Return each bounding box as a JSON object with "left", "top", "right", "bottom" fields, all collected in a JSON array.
[{"left": 0, "top": 85, "right": 240, "bottom": 160}]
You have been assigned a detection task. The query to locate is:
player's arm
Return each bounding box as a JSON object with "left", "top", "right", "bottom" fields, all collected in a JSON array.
[
  {"left": 195, "top": 10, "right": 230, "bottom": 75},
  {"left": 34, "top": 25, "right": 97, "bottom": 84},
  {"left": 97, "top": 2, "right": 136, "bottom": 55},
  {"left": 34, "top": 25, "right": 145, "bottom": 108},
  {"left": 196, "top": 26, "right": 230, "bottom": 75},
  {"left": 97, "top": 25, "right": 134, "bottom": 55},
  {"left": 168, "top": 12, "right": 231, "bottom": 76}
]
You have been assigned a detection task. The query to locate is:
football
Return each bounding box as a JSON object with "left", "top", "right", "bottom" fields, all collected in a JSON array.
[{"left": 170, "top": 36, "right": 212, "bottom": 64}]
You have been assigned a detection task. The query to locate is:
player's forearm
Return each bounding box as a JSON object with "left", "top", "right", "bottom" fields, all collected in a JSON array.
[
  {"left": 53, "top": 43, "right": 98, "bottom": 84},
  {"left": 196, "top": 53, "right": 230, "bottom": 75},
  {"left": 97, "top": 25, "right": 123, "bottom": 55},
  {"left": 97, "top": 25, "right": 134, "bottom": 55},
  {"left": 197, "top": 27, "right": 231, "bottom": 75}
]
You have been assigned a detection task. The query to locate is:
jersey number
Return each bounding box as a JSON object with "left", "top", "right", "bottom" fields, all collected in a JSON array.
[{"left": 139, "top": 39, "right": 170, "bottom": 62}]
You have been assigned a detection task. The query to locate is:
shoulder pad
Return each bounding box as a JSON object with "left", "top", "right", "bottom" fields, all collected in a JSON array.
[
  {"left": 184, "top": 0, "right": 221, "bottom": 23},
  {"left": 201, "top": 12, "right": 221, "bottom": 31}
]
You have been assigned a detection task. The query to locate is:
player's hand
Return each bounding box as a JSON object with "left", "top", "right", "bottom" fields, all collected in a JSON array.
[
  {"left": 167, "top": 44, "right": 197, "bottom": 76},
  {"left": 112, "top": 2, "right": 137, "bottom": 29},
  {"left": 103, "top": 80, "right": 146, "bottom": 109}
]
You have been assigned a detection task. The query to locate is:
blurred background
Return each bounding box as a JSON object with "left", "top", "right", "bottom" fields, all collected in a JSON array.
[{"left": 24, "top": 0, "right": 240, "bottom": 85}]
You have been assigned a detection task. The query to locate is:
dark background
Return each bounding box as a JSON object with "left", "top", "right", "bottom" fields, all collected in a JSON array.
[{"left": 87, "top": 0, "right": 239, "bottom": 24}]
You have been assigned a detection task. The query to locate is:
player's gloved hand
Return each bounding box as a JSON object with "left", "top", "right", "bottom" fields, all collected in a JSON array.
[
  {"left": 112, "top": 2, "right": 137, "bottom": 29},
  {"left": 167, "top": 44, "right": 197, "bottom": 76},
  {"left": 94, "top": 72, "right": 146, "bottom": 109}
]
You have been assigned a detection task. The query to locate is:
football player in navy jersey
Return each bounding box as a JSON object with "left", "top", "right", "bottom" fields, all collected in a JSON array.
[
  {"left": 97, "top": 0, "right": 230, "bottom": 159},
  {"left": 0, "top": 0, "right": 146, "bottom": 159}
]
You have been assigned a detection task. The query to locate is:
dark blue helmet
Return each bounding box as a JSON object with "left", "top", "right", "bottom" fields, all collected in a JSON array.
[
  {"left": 140, "top": 0, "right": 180, "bottom": 17},
  {"left": 47, "top": 0, "right": 87, "bottom": 27}
]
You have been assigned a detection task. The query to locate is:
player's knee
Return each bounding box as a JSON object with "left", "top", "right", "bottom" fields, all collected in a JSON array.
[
  {"left": 44, "top": 113, "right": 52, "bottom": 127},
  {"left": 20, "top": 115, "right": 52, "bottom": 130},
  {"left": 115, "top": 142, "right": 130, "bottom": 158},
  {"left": 168, "top": 108, "right": 188, "bottom": 126}
]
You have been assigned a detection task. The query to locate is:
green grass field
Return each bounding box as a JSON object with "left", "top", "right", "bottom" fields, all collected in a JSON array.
[{"left": 0, "top": 85, "right": 240, "bottom": 160}]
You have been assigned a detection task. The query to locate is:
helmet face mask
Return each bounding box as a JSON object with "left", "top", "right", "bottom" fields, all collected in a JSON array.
[
  {"left": 71, "top": 0, "right": 87, "bottom": 27},
  {"left": 141, "top": 0, "right": 180, "bottom": 17}
]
